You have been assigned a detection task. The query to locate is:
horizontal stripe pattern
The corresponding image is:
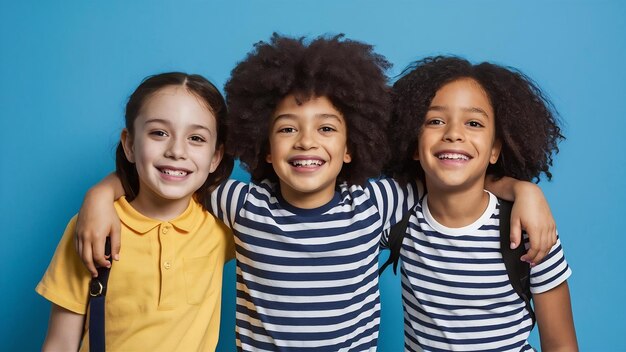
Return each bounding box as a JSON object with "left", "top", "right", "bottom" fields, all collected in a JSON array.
[
  {"left": 212, "top": 179, "right": 420, "bottom": 351},
  {"left": 401, "top": 192, "right": 571, "bottom": 351}
]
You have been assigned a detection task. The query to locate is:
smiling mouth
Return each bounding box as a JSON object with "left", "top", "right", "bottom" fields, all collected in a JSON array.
[
  {"left": 289, "top": 159, "right": 325, "bottom": 167},
  {"left": 159, "top": 168, "right": 189, "bottom": 177},
  {"left": 435, "top": 152, "right": 471, "bottom": 161}
]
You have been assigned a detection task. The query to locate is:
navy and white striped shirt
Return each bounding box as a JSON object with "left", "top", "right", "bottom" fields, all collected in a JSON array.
[
  {"left": 211, "top": 178, "right": 420, "bottom": 351},
  {"left": 400, "top": 192, "right": 571, "bottom": 352}
]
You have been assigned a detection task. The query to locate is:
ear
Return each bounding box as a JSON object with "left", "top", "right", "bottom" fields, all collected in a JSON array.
[
  {"left": 490, "top": 138, "right": 502, "bottom": 164},
  {"left": 265, "top": 150, "right": 273, "bottom": 164},
  {"left": 412, "top": 141, "right": 420, "bottom": 161},
  {"left": 121, "top": 129, "right": 135, "bottom": 163},
  {"left": 209, "top": 144, "right": 224, "bottom": 173},
  {"left": 343, "top": 147, "right": 352, "bottom": 164}
]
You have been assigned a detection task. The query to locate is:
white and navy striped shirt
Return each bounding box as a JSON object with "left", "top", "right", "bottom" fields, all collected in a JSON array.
[
  {"left": 400, "top": 192, "right": 571, "bottom": 352},
  {"left": 211, "top": 178, "right": 420, "bottom": 351}
]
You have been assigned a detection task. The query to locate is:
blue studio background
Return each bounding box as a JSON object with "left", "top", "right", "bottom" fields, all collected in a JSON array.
[{"left": 2, "top": 1, "right": 625, "bottom": 350}]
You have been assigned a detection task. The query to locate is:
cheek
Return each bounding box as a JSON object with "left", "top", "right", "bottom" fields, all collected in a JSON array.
[{"left": 192, "top": 148, "right": 218, "bottom": 170}]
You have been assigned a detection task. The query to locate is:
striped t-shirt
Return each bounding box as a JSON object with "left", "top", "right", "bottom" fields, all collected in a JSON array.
[
  {"left": 211, "top": 178, "right": 420, "bottom": 351},
  {"left": 400, "top": 192, "right": 571, "bottom": 352}
]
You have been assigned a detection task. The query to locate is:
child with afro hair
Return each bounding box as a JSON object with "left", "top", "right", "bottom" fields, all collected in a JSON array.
[
  {"left": 216, "top": 33, "right": 420, "bottom": 350},
  {"left": 74, "top": 37, "right": 559, "bottom": 351},
  {"left": 387, "top": 56, "right": 577, "bottom": 351}
]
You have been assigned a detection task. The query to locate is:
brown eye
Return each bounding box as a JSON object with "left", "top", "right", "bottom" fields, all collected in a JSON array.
[
  {"left": 426, "top": 119, "right": 444, "bottom": 126},
  {"left": 278, "top": 127, "right": 296, "bottom": 133},
  {"left": 150, "top": 130, "right": 168, "bottom": 137},
  {"left": 189, "top": 135, "right": 206, "bottom": 143}
]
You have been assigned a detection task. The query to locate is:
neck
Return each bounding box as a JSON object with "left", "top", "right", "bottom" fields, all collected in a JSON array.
[
  {"left": 425, "top": 182, "right": 489, "bottom": 228},
  {"left": 130, "top": 193, "right": 191, "bottom": 221},
  {"left": 279, "top": 183, "right": 336, "bottom": 209}
]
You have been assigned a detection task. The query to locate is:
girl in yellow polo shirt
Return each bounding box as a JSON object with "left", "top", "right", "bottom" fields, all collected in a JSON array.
[{"left": 36, "top": 72, "right": 235, "bottom": 351}]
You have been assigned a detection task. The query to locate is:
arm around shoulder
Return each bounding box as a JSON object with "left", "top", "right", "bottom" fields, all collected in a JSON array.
[
  {"left": 486, "top": 176, "right": 557, "bottom": 264},
  {"left": 533, "top": 281, "right": 578, "bottom": 352},
  {"left": 75, "top": 172, "right": 125, "bottom": 276}
]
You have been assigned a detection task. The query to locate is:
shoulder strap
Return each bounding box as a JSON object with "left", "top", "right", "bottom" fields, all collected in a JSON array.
[
  {"left": 379, "top": 211, "right": 411, "bottom": 276},
  {"left": 498, "top": 199, "right": 536, "bottom": 326},
  {"left": 88, "top": 238, "right": 112, "bottom": 352}
]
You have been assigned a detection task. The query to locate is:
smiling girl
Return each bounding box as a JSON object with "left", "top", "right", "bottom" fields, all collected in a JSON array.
[
  {"left": 36, "top": 73, "right": 234, "bottom": 351},
  {"left": 388, "top": 56, "right": 577, "bottom": 351}
]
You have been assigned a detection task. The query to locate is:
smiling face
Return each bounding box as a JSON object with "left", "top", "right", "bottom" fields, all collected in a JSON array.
[
  {"left": 266, "top": 94, "right": 352, "bottom": 209},
  {"left": 122, "top": 85, "right": 223, "bottom": 219},
  {"left": 415, "top": 78, "right": 501, "bottom": 195}
]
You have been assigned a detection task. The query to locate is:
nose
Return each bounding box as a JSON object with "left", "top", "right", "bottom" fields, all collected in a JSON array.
[
  {"left": 165, "top": 136, "right": 187, "bottom": 159},
  {"left": 443, "top": 121, "right": 464, "bottom": 142},
  {"left": 294, "top": 128, "right": 317, "bottom": 150}
]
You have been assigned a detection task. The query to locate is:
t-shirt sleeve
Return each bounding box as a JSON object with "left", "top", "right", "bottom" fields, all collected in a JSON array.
[
  {"left": 529, "top": 232, "right": 572, "bottom": 294},
  {"left": 210, "top": 179, "right": 248, "bottom": 230},
  {"left": 215, "top": 218, "right": 236, "bottom": 262},
  {"left": 367, "top": 178, "right": 423, "bottom": 235},
  {"left": 35, "top": 216, "right": 91, "bottom": 314}
]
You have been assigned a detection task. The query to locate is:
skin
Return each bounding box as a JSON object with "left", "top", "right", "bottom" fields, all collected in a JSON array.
[
  {"left": 266, "top": 95, "right": 351, "bottom": 209},
  {"left": 45, "top": 85, "right": 223, "bottom": 348},
  {"left": 534, "top": 282, "right": 579, "bottom": 351},
  {"left": 418, "top": 78, "right": 577, "bottom": 350},
  {"left": 42, "top": 305, "right": 84, "bottom": 352}
]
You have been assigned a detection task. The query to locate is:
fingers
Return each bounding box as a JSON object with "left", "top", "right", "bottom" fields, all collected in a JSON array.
[
  {"left": 80, "top": 244, "right": 99, "bottom": 278},
  {"left": 520, "top": 222, "right": 555, "bottom": 265},
  {"left": 509, "top": 219, "right": 522, "bottom": 250},
  {"left": 75, "top": 233, "right": 82, "bottom": 263},
  {"left": 110, "top": 223, "right": 122, "bottom": 261},
  {"left": 92, "top": 235, "right": 112, "bottom": 270}
]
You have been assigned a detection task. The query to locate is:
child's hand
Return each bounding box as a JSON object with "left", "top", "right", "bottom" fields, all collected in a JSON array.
[
  {"left": 510, "top": 183, "right": 557, "bottom": 265},
  {"left": 73, "top": 174, "right": 123, "bottom": 277}
]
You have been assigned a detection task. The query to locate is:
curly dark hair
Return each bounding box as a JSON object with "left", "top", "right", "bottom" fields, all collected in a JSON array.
[
  {"left": 224, "top": 33, "right": 392, "bottom": 185},
  {"left": 116, "top": 72, "right": 233, "bottom": 209},
  {"left": 387, "top": 56, "right": 564, "bottom": 184}
]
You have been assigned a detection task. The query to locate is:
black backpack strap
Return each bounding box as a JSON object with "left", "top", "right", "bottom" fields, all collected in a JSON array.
[
  {"left": 379, "top": 211, "right": 412, "bottom": 276},
  {"left": 498, "top": 199, "right": 536, "bottom": 326},
  {"left": 88, "top": 238, "right": 112, "bottom": 352}
]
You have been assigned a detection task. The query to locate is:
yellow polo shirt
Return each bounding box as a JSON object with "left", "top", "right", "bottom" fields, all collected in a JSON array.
[{"left": 36, "top": 197, "right": 234, "bottom": 351}]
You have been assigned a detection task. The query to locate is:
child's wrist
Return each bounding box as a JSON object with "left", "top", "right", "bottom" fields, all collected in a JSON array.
[{"left": 512, "top": 181, "right": 540, "bottom": 200}]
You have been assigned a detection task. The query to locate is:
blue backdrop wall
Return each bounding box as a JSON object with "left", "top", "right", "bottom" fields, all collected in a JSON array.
[{"left": 2, "top": 1, "right": 625, "bottom": 350}]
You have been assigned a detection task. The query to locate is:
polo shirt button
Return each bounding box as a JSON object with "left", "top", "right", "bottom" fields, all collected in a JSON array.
[
  {"left": 162, "top": 226, "right": 170, "bottom": 234},
  {"left": 163, "top": 261, "right": 172, "bottom": 269}
]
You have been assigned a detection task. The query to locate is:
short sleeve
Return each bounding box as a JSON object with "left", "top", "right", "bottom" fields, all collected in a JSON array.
[
  {"left": 367, "top": 178, "right": 423, "bottom": 234},
  {"left": 35, "top": 216, "right": 91, "bottom": 314},
  {"left": 210, "top": 179, "right": 249, "bottom": 229},
  {"left": 529, "top": 232, "right": 572, "bottom": 294}
]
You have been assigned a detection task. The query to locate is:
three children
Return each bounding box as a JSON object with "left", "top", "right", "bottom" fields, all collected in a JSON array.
[{"left": 40, "top": 35, "right": 568, "bottom": 351}]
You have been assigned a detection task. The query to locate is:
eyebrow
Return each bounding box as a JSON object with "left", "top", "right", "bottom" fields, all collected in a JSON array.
[
  {"left": 428, "top": 105, "right": 489, "bottom": 118},
  {"left": 272, "top": 113, "right": 344, "bottom": 124},
  {"left": 144, "top": 118, "right": 213, "bottom": 134}
]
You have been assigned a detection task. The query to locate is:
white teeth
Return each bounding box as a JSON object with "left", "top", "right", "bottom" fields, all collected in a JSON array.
[
  {"left": 161, "top": 169, "right": 188, "bottom": 176},
  {"left": 291, "top": 159, "right": 323, "bottom": 167},
  {"left": 437, "top": 153, "right": 469, "bottom": 160}
]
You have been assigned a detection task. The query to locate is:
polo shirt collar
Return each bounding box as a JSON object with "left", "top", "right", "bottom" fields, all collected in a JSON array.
[{"left": 115, "top": 197, "right": 200, "bottom": 235}]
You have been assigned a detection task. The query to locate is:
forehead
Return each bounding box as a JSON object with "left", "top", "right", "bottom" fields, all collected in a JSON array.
[
  {"left": 273, "top": 94, "right": 344, "bottom": 120},
  {"left": 431, "top": 78, "right": 493, "bottom": 114},
  {"left": 138, "top": 86, "right": 217, "bottom": 125}
]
